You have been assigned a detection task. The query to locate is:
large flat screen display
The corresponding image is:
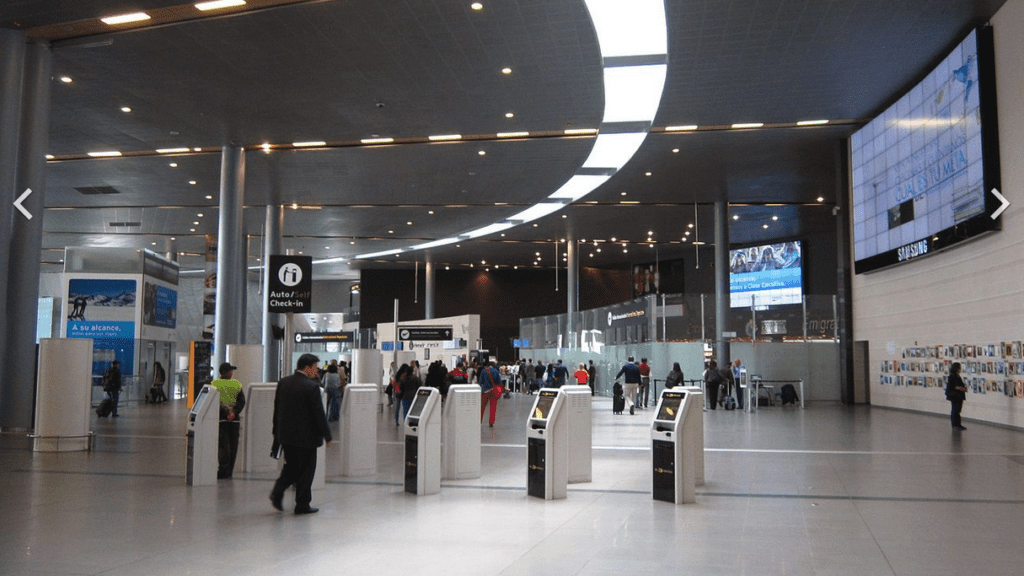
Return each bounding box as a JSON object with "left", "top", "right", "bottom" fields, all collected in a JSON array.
[
  {"left": 851, "top": 27, "right": 1001, "bottom": 274},
  {"left": 729, "top": 241, "right": 803, "bottom": 308}
]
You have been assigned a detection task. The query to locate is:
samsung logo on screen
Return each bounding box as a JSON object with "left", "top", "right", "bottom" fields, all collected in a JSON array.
[{"left": 897, "top": 239, "right": 929, "bottom": 262}]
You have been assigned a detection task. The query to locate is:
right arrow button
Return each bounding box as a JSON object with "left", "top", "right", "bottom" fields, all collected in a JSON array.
[{"left": 991, "top": 188, "right": 1010, "bottom": 220}]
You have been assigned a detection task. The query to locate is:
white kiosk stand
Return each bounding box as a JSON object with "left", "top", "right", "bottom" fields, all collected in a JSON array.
[
  {"left": 442, "top": 384, "right": 481, "bottom": 480},
  {"left": 681, "top": 385, "right": 705, "bottom": 486},
  {"left": 562, "top": 385, "right": 592, "bottom": 484},
  {"left": 404, "top": 387, "right": 441, "bottom": 495},
  {"left": 526, "top": 388, "right": 568, "bottom": 500},
  {"left": 186, "top": 385, "right": 220, "bottom": 486},
  {"left": 340, "top": 384, "right": 380, "bottom": 477},
  {"left": 651, "top": 388, "right": 697, "bottom": 504},
  {"left": 242, "top": 383, "right": 279, "bottom": 474}
]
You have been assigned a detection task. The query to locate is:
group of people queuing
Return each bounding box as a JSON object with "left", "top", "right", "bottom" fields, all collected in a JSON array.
[
  {"left": 612, "top": 357, "right": 691, "bottom": 416},
  {"left": 703, "top": 358, "right": 745, "bottom": 410},
  {"left": 515, "top": 358, "right": 597, "bottom": 396}
]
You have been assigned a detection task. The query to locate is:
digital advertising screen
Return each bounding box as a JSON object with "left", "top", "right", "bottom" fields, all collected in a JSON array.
[
  {"left": 656, "top": 392, "right": 686, "bottom": 421},
  {"left": 851, "top": 27, "right": 1001, "bottom": 274},
  {"left": 729, "top": 241, "right": 803, "bottom": 308}
]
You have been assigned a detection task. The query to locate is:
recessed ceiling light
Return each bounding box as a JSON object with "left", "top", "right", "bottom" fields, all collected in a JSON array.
[
  {"left": 645, "top": 172, "right": 652, "bottom": 176},
  {"left": 428, "top": 134, "right": 462, "bottom": 141},
  {"left": 665, "top": 125, "right": 698, "bottom": 131},
  {"left": 87, "top": 150, "right": 121, "bottom": 157},
  {"left": 151, "top": 242, "right": 157, "bottom": 246},
  {"left": 197, "top": 213, "right": 203, "bottom": 217},
  {"left": 101, "top": 12, "right": 151, "bottom": 25},
  {"left": 157, "top": 147, "right": 190, "bottom": 154},
  {"left": 261, "top": 143, "right": 271, "bottom": 152},
  {"left": 205, "top": 195, "right": 213, "bottom": 200},
  {"left": 389, "top": 230, "right": 394, "bottom": 234},
  {"left": 772, "top": 216, "right": 779, "bottom": 221},
  {"left": 732, "top": 215, "right": 739, "bottom": 220},
  {"left": 564, "top": 128, "right": 598, "bottom": 135},
  {"left": 325, "top": 246, "right": 330, "bottom": 249},
  {"left": 620, "top": 192, "right": 627, "bottom": 196},
  {"left": 501, "top": 67, "right": 512, "bottom": 74},
  {"left": 168, "top": 163, "right": 178, "bottom": 168},
  {"left": 505, "top": 112, "right": 514, "bottom": 118},
  {"left": 763, "top": 224, "right": 769, "bottom": 229},
  {"left": 193, "top": 147, "right": 202, "bottom": 152},
  {"left": 59, "top": 76, "right": 73, "bottom": 83},
  {"left": 562, "top": 214, "right": 567, "bottom": 219},
  {"left": 293, "top": 141, "right": 326, "bottom": 147},
  {"left": 797, "top": 119, "right": 830, "bottom": 126},
  {"left": 672, "top": 148, "right": 679, "bottom": 153},
  {"left": 407, "top": 221, "right": 413, "bottom": 225},
  {"left": 478, "top": 150, "right": 486, "bottom": 156},
  {"left": 731, "top": 122, "right": 764, "bottom": 129},
  {"left": 193, "top": 221, "right": 199, "bottom": 225},
  {"left": 121, "top": 106, "right": 131, "bottom": 113},
  {"left": 361, "top": 137, "right": 394, "bottom": 144},
  {"left": 471, "top": 3, "right": 484, "bottom": 11},
  {"left": 350, "top": 241, "right": 356, "bottom": 245},
  {"left": 171, "top": 237, "right": 176, "bottom": 241},
  {"left": 195, "top": 0, "right": 247, "bottom": 11},
  {"left": 817, "top": 196, "right": 825, "bottom": 202},
  {"left": 188, "top": 180, "right": 197, "bottom": 185},
  {"left": 45, "top": 154, "right": 54, "bottom": 159},
  {"left": 190, "top": 228, "right": 196, "bottom": 232},
  {"left": 428, "top": 210, "right": 435, "bottom": 215},
  {"left": 445, "top": 266, "right": 451, "bottom": 270},
  {"left": 623, "top": 248, "right": 628, "bottom": 253}
]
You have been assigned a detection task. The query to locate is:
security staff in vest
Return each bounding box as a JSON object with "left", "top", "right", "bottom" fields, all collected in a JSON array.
[
  {"left": 270, "top": 354, "right": 333, "bottom": 515},
  {"left": 211, "top": 362, "right": 247, "bottom": 480}
]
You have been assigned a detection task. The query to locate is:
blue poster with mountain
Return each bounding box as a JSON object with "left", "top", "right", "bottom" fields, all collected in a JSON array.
[{"left": 66, "top": 278, "right": 137, "bottom": 377}]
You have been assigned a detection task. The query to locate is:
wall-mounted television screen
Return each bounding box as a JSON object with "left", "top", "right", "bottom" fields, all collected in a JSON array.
[
  {"left": 729, "top": 240, "right": 803, "bottom": 308},
  {"left": 850, "top": 27, "right": 1001, "bottom": 274}
]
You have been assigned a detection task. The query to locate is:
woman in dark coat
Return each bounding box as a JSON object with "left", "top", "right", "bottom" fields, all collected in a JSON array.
[{"left": 945, "top": 362, "right": 967, "bottom": 430}]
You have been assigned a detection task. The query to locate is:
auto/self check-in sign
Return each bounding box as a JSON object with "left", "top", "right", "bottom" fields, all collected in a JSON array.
[{"left": 267, "top": 255, "right": 312, "bottom": 313}]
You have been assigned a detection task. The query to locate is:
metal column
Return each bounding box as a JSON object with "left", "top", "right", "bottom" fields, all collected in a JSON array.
[
  {"left": 1, "top": 39, "right": 51, "bottom": 431},
  {"left": 424, "top": 259, "right": 436, "bottom": 320},
  {"left": 566, "top": 231, "right": 578, "bottom": 348},
  {"left": 0, "top": 30, "right": 26, "bottom": 409},
  {"left": 213, "top": 145, "right": 246, "bottom": 370},
  {"left": 713, "top": 200, "right": 731, "bottom": 368},
  {"left": 263, "top": 205, "right": 283, "bottom": 381}
]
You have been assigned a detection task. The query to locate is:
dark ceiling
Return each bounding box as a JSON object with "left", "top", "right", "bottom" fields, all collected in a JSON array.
[{"left": 2, "top": 0, "right": 1009, "bottom": 278}]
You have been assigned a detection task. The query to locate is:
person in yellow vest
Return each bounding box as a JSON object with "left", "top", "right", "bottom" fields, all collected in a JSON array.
[{"left": 211, "top": 362, "right": 246, "bottom": 480}]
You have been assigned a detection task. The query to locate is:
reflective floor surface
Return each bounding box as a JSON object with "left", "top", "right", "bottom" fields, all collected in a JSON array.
[{"left": 3, "top": 391, "right": 1024, "bottom": 576}]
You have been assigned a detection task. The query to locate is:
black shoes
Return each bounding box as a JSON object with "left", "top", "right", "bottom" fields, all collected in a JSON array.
[
  {"left": 269, "top": 493, "right": 283, "bottom": 511},
  {"left": 954, "top": 425, "right": 967, "bottom": 430},
  {"left": 294, "top": 506, "right": 319, "bottom": 515},
  {"left": 629, "top": 406, "right": 635, "bottom": 415}
]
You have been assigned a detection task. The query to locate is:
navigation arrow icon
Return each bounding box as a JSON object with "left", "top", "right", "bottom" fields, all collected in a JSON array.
[
  {"left": 991, "top": 188, "right": 1010, "bottom": 220},
  {"left": 14, "top": 188, "right": 33, "bottom": 220}
]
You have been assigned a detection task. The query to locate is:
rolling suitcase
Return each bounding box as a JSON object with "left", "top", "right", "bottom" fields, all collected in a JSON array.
[
  {"left": 96, "top": 398, "right": 114, "bottom": 417},
  {"left": 612, "top": 382, "right": 625, "bottom": 414}
]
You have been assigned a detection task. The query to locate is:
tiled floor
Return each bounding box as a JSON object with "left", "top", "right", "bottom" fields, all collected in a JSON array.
[{"left": 3, "top": 392, "right": 1024, "bottom": 575}]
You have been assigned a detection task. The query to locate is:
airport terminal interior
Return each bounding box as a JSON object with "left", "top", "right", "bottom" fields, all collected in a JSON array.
[{"left": 4, "top": 0, "right": 1024, "bottom": 575}]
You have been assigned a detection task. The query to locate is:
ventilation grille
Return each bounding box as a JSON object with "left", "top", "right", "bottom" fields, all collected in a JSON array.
[
  {"left": 108, "top": 222, "right": 141, "bottom": 227},
  {"left": 75, "top": 186, "right": 120, "bottom": 195}
]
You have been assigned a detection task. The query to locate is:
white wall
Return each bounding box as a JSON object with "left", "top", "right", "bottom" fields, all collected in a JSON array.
[{"left": 853, "top": 0, "right": 1024, "bottom": 427}]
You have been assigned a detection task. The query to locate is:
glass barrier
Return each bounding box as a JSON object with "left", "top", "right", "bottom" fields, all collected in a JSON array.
[{"left": 520, "top": 293, "right": 838, "bottom": 350}]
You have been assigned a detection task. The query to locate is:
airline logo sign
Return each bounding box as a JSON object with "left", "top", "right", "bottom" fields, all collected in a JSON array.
[{"left": 267, "top": 255, "right": 312, "bottom": 313}]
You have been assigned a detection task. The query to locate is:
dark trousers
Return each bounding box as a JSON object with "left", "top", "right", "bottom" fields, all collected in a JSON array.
[
  {"left": 950, "top": 400, "right": 963, "bottom": 428},
  {"left": 272, "top": 445, "right": 317, "bottom": 510},
  {"left": 218, "top": 422, "right": 240, "bottom": 478},
  {"left": 706, "top": 383, "right": 719, "bottom": 410}
]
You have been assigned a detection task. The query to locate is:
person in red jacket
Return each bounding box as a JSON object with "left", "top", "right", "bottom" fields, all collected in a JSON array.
[
  {"left": 573, "top": 363, "right": 589, "bottom": 386},
  {"left": 638, "top": 358, "right": 651, "bottom": 409}
]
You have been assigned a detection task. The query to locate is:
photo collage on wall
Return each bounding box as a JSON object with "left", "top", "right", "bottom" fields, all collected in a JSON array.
[{"left": 879, "top": 342, "right": 1024, "bottom": 399}]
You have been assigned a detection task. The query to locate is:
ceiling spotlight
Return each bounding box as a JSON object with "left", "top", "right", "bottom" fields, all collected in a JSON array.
[
  {"left": 471, "top": 2, "right": 483, "bottom": 10},
  {"left": 672, "top": 148, "right": 679, "bottom": 153},
  {"left": 121, "top": 106, "right": 131, "bottom": 113},
  {"left": 645, "top": 172, "right": 652, "bottom": 177},
  {"left": 389, "top": 230, "right": 394, "bottom": 234},
  {"left": 445, "top": 266, "right": 450, "bottom": 270},
  {"left": 501, "top": 67, "right": 512, "bottom": 75},
  {"left": 151, "top": 242, "right": 157, "bottom": 246},
  {"left": 763, "top": 224, "right": 769, "bottom": 229},
  {"left": 169, "top": 163, "right": 178, "bottom": 168},
  {"left": 478, "top": 150, "right": 486, "bottom": 156},
  {"left": 59, "top": 76, "right": 73, "bottom": 83},
  {"left": 623, "top": 248, "right": 628, "bottom": 253},
  {"left": 610, "top": 237, "right": 617, "bottom": 242},
  {"left": 733, "top": 215, "right": 739, "bottom": 220},
  {"left": 193, "top": 221, "right": 199, "bottom": 225},
  {"left": 772, "top": 215, "right": 779, "bottom": 221},
  {"left": 596, "top": 248, "right": 601, "bottom": 253},
  {"left": 817, "top": 196, "right": 825, "bottom": 202},
  {"left": 620, "top": 192, "right": 627, "bottom": 196},
  {"left": 188, "top": 180, "right": 197, "bottom": 185},
  {"left": 350, "top": 241, "right": 356, "bottom": 245},
  {"left": 505, "top": 112, "right": 514, "bottom": 118},
  {"left": 562, "top": 214, "right": 567, "bottom": 219},
  {"left": 407, "top": 221, "right": 413, "bottom": 225},
  {"left": 205, "top": 195, "right": 213, "bottom": 200}
]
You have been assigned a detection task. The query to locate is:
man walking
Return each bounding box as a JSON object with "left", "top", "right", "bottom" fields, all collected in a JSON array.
[
  {"left": 615, "top": 356, "right": 642, "bottom": 415},
  {"left": 270, "top": 354, "right": 332, "bottom": 515}
]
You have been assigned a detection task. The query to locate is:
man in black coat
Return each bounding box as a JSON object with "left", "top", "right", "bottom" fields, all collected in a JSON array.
[{"left": 269, "top": 353, "right": 332, "bottom": 515}]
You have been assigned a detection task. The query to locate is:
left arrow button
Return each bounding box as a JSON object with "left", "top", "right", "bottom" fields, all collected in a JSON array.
[{"left": 14, "top": 188, "right": 32, "bottom": 220}]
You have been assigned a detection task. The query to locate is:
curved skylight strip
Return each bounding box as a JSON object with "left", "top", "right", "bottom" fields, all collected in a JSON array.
[
  {"left": 549, "top": 174, "right": 612, "bottom": 200},
  {"left": 331, "top": 0, "right": 668, "bottom": 264}
]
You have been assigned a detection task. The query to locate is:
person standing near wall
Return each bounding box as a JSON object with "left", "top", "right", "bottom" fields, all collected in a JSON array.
[{"left": 945, "top": 362, "right": 968, "bottom": 431}]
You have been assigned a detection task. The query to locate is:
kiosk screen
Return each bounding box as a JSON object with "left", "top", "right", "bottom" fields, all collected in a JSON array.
[
  {"left": 190, "top": 387, "right": 210, "bottom": 418},
  {"left": 532, "top": 391, "right": 557, "bottom": 420},
  {"left": 656, "top": 392, "right": 686, "bottom": 421},
  {"left": 407, "top": 388, "right": 431, "bottom": 419}
]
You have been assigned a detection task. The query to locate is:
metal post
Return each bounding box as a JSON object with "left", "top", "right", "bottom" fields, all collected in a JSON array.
[
  {"left": 262, "top": 205, "right": 283, "bottom": 381},
  {"left": 713, "top": 200, "right": 730, "bottom": 367},
  {"left": 802, "top": 296, "right": 808, "bottom": 342},
  {"left": 424, "top": 260, "right": 435, "bottom": 320},
  {"left": 566, "top": 231, "right": 577, "bottom": 348},
  {"left": 392, "top": 299, "right": 399, "bottom": 374},
  {"left": 751, "top": 295, "right": 757, "bottom": 345},
  {"left": 213, "top": 145, "right": 246, "bottom": 370}
]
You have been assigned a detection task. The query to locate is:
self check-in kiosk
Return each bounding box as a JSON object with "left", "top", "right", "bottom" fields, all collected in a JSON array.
[
  {"left": 186, "top": 385, "right": 219, "bottom": 486},
  {"left": 562, "top": 385, "right": 593, "bottom": 484},
  {"left": 404, "top": 387, "right": 441, "bottom": 495},
  {"left": 340, "top": 384, "right": 380, "bottom": 477},
  {"left": 651, "top": 389, "right": 697, "bottom": 504},
  {"left": 526, "top": 388, "right": 568, "bottom": 500},
  {"left": 442, "top": 384, "right": 481, "bottom": 480}
]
